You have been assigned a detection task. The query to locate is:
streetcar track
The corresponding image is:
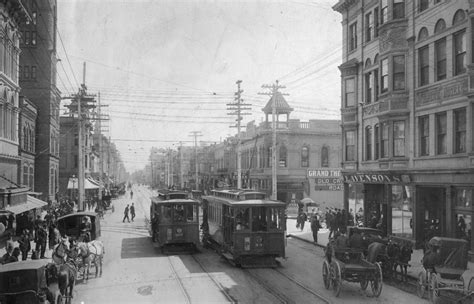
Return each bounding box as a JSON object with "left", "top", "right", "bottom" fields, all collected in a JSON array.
[
  {"left": 167, "top": 256, "right": 192, "bottom": 304},
  {"left": 243, "top": 269, "right": 292, "bottom": 304},
  {"left": 190, "top": 254, "right": 238, "bottom": 304}
]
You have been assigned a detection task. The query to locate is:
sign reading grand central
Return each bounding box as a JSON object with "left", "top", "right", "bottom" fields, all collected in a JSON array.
[{"left": 307, "top": 169, "right": 343, "bottom": 191}]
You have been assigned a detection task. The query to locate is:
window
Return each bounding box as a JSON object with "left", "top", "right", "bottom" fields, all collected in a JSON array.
[
  {"left": 393, "top": 0, "right": 405, "bottom": 19},
  {"left": 19, "top": 66, "right": 22, "bottom": 80},
  {"left": 301, "top": 146, "right": 309, "bottom": 167},
  {"left": 381, "top": 0, "right": 388, "bottom": 24},
  {"left": 454, "top": 30, "right": 466, "bottom": 75},
  {"left": 380, "top": 58, "right": 388, "bottom": 93},
  {"left": 374, "top": 7, "right": 379, "bottom": 37},
  {"left": 345, "top": 78, "right": 355, "bottom": 107},
  {"left": 418, "top": 27, "right": 429, "bottom": 41},
  {"left": 365, "top": 12, "right": 373, "bottom": 42},
  {"left": 31, "top": 66, "right": 37, "bottom": 80},
  {"left": 345, "top": 131, "right": 355, "bottom": 161},
  {"left": 453, "top": 9, "right": 466, "bottom": 26},
  {"left": 74, "top": 134, "right": 78, "bottom": 146},
  {"left": 393, "top": 121, "right": 405, "bottom": 156},
  {"left": 23, "top": 164, "right": 28, "bottom": 187},
  {"left": 349, "top": 22, "right": 357, "bottom": 51},
  {"left": 279, "top": 145, "right": 287, "bottom": 167},
  {"left": 366, "top": 126, "right": 372, "bottom": 160},
  {"left": 374, "top": 68, "right": 379, "bottom": 100},
  {"left": 32, "top": 12, "right": 37, "bottom": 25},
  {"left": 419, "top": 116, "right": 429, "bottom": 156},
  {"left": 365, "top": 72, "right": 372, "bottom": 104},
  {"left": 31, "top": 32, "right": 37, "bottom": 45},
  {"left": 393, "top": 55, "right": 405, "bottom": 90},
  {"left": 24, "top": 31, "right": 30, "bottom": 45},
  {"left": 435, "top": 38, "right": 446, "bottom": 81},
  {"left": 374, "top": 124, "right": 380, "bottom": 160},
  {"left": 419, "top": 0, "right": 429, "bottom": 12},
  {"left": 419, "top": 46, "right": 429, "bottom": 86},
  {"left": 74, "top": 155, "right": 78, "bottom": 168},
  {"left": 381, "top": 122, "right": 389, "bottom": 158},
  {"left": 24, "top": 66, "right": 30, "bottom": 79},
  {"left": 436, "top": 112, "right": 447, "bottom": 154},
  {"left": 29, "top": 166, "right": 34, "bottom": 189},
  {"left": 434, "top": 19, "right": 446, "bottom": 34},
  {"left": 454, "top": 108, "right": 466, "bottom": 153},
  {"left": 391, "top": 185, "right": 413, "bottom": 238},
  {"left": 321, "top": 146, "right": 329, "bottom": 167}
]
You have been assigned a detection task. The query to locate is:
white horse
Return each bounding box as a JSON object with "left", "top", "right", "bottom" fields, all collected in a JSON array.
[{"left": 76, "top": 240, "right": 105, "bottom": 282}]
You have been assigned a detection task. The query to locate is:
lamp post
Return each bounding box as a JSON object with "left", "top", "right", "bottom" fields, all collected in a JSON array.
[{"left": 71, "top": 175, "right": 76, "bottom": 202}]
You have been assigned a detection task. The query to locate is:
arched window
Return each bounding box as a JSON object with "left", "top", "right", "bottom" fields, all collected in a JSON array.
[
  {"left": 365, "top": 58, "right": 372, "bottom": 69},
  {"left": 23, "top": 126, "right": 28, "bottom": 150},
  {"left": 321, "top": 146, "right": 329, "bottom": 167},
  {"left": 453, "top": 9, "right": 466, "bottom": 26},
  {"left": 434, "top": 19, "right": 446, "bottom": 34},
  {"left": 279, "top": 145, "right": 287, "bottom": 167},
  {"left": 301, "top": 146, "right": 309, "bottom": 167},
  {"left": 374, "top": 54, "right": 379, "bottom": 65},
  {"left": 418, "top": 27, "right": 428, "bottom": 41}
]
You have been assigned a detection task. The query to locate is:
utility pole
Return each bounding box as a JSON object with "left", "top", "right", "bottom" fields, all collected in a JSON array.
[
  {"left": 227, "top": 80, "right": 251, "bottom": 189},
  {"left": 179, "top": 141, "right": 184, "bottom": 189},
  {"left": 189, "top": 131, "right": 202, "bottom": 190},
  {"left": 259, "top": 80, "right": 288, "bottom": 200}
]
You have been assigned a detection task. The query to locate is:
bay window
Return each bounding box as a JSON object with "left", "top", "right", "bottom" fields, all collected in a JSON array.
[
  {"left": 436, "top": 112, "right": 447, "bottom": 154},
  {"left": 345, "top": 131, "right": 355, "bottom": 161},
  {"left": 393, "top": 55, "right": 405, "bottom": 90},
  {"left": 454, "top": 108, "right": 466, "bottom": 153},
  {"left": 380, "top": 58, "right": 388, "bottom": 93},
  {"left": 393, "top": 120, "right": 405, "bottom": 157}
]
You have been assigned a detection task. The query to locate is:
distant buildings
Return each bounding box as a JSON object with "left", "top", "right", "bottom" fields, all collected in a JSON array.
[{"left": 333, "top": 0, "right": 474, "bottom": 257}]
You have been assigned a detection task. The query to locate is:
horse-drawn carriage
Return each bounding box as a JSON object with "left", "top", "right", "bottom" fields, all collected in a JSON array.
[
  {"left": 417, "top": 237, "right": 474, "bottom": 303},
  {"left": 56, "top": 212, "right": 101, "bottom": 242},
  {"left": 323, "top": 245, "right": 383, "bottom": 297},
  {"left": 0, "top": 260, "right": 63, "bottom": 304}
]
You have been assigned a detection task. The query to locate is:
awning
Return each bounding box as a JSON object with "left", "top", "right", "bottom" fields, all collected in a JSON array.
[
  {"left": 6, "top": 195, "right": 48, "bottom": 215},
  {"left": 67, "top": 177, "right": 100, "bottom": 190}
]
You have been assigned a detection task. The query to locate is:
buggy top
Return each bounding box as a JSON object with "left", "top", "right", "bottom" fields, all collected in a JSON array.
[
  {"left": 428, "top": 236, "right": 468, "bottom": 277},
  {"left": 0, "top": 260, "right": 50, "bottom": 294}
]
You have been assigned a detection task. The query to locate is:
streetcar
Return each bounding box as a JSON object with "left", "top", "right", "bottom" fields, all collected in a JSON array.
[
  {"left": 149, "top": 189, "right": 200, "bottom": 253},
  {"left": 201, "top": 189, "right": 286, "bottom": 267}
]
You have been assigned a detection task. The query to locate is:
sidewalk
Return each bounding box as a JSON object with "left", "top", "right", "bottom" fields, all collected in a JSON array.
[{"left": 286, "top": 218, "right": 474, "bottom": 285}]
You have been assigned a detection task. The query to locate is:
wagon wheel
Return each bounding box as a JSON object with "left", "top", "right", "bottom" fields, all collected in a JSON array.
[
  {"left": 322, "top": 260, "right": 331, "bottom": 289},
  {"left": 371, "top": 262, "right": 383, "bottom": 297},
  {"left": 430, "top": 274, "right": 440, "bottom": 304},
  {"left": 331, "top": 261, "right": 342, "bottom": 297},
  {"left": 416, "top": 270, "right": 426, "bottom": 299}
]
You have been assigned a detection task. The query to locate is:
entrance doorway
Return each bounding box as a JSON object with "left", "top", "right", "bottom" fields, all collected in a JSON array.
[{"left": 416, "top": 187, "right": 446, "bottom": 248}]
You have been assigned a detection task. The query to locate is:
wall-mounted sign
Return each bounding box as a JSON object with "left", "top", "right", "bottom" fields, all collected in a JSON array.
[
  {"left": 307, "top": 168, "right": 341, "bottom": 178},
  {"left": 315, "top": 185, "right": 344, "bottom": 191},
  {"left": 308, "top": 169, "right": 343, "bottom": 191},
  {"left": 342, "top": 173, "right": 410, "bottom": 184}
]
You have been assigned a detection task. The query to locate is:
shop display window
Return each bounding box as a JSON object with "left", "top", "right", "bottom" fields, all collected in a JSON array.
[
  {"left": 391, "top": 185, "right": 413, "bottom": 238},
  {"left": 455, "top": 214, "right": 471, "bottom": 248},
  {"left": 347, "top": 183, "right": 364, "bottom": 226},
  {"left": 454, "top": 188, "right": 472, "bottom": 208}
]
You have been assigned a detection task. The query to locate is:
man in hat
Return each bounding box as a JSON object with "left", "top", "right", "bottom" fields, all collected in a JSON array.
[
  {"left": 123, "top": 204, "right": 130, "bottom": 223},
  {"left": 18, "top": 228, "right": 31, "bottom": 260},
  {"left": 35, "top": 222, "right": 48, "bottom": 259}
]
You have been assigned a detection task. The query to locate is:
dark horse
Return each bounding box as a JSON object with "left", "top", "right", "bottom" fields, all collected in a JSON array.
[{"left": 52, "top": 238, "right": 77, "bottom": 303}]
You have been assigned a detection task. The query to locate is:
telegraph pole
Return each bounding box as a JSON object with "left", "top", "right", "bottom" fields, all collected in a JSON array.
[
  {"left": 179, "top": 141, "right": 184, "bottom": 189},
  {"left": 189, "top": 131, "right": 202, "bottom": 190},
  {"left": 227, "top": 80, "right": 251, "bottom": 189},
  {"left": 259, "top": 80, "right": 288, "bottom": 200}
]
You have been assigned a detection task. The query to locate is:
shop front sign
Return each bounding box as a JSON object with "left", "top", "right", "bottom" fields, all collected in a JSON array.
[
  {"left": 308, "top": 168, "right": 343, "bottom": 191},
  {"left": 343, "top": 173, "right": 410, "bottom": 184}
]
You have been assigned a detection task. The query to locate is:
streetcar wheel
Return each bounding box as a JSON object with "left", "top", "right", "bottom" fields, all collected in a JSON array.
[
  {"left": 430, "top": 274, "right": 440, "bottom": 304},
  {"left": 322, "top": 260, "right": 331, "bottom": 290},
  {"left": 360, "top": 278, "right": 368, "bottom": 291},
  {"left": 332, "top": 262, "right": 342, "bottom": 297},
  {"left": 371, "top": 263, "right": 383, "bottom": 297},
  {"left": 416, "top": 271, "right": 426, "bottom": 299}
]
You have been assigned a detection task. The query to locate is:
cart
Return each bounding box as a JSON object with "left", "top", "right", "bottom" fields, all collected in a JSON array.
[
  {"left": 417, "top": 237, "right": 473, "bottom": 303},
  {"left": 0, "top": 260, "right": 63, "bottom": 303},
  {"left": 56, "top": 211, "right": 101, "bottom": 242},
  {"left": 322, "top": 246, "right": 383, "bottom": 297}
]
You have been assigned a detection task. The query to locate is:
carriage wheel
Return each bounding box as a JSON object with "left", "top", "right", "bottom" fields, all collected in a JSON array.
[
  {"left": 360, "top": 278, "right": 368, "bottom": 291},
  {"left": 430, "top": 274, "right": 440, "bottom": 304},
  {"left": 371, "top": 262, "right": 383, "bottom": 297},
  {"left": 416, "top": 271, "right": 426, "bottom": 299},
  {"left": 331, "top": 262, "right": 342, "bottom": 297},
  {"left": 322, "top": 260, "right": 331, "bottom": 289}
]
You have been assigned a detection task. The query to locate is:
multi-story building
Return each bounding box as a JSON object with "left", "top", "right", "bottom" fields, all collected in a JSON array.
[
  {"left": 19, "top": 96, "right": 37, "bottom": 189},
  {"left": 333, "top": 0, "right": 474, "bottom": 257},
  {"left": 19, "top": 0, "right": 60, "bottom": 202}
]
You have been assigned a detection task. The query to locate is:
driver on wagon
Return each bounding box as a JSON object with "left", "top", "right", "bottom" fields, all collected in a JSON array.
[{"left": 79, "top": 216, "right": 92, "bottom": 242}]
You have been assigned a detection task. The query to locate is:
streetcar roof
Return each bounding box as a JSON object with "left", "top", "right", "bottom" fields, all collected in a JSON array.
[
  {"left": 203, "top": 196, "right": 286, "bottom": 207},
  {"left": 151, "top": 198, "right": 198, "bottom": 205}
]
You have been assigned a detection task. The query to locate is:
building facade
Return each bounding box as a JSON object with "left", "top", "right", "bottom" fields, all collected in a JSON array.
[
  {"left": 19, "top": 96, "right": 37, "bottom": 190},
  {"left": 19, "top": 0, "right": 60, "bottom": 201},
  {"left": 333, "top": 0, "right": 474, "bottom": 258}
]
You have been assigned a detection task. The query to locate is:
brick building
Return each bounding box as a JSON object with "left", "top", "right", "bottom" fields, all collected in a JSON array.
[
  {"left": 333, "top": 0, "right": 474, "bottom": 257},
  {"left": 19, "top": 0, "right": 60, "bottom": 201}
]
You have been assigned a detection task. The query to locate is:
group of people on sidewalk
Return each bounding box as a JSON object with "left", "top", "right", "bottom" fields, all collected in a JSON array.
[
  {"left": 123, "top": 203, "right": 136, "bottom": 223},
  {"left": 1, "top": 215, "right": 61, "bottom": 265}
]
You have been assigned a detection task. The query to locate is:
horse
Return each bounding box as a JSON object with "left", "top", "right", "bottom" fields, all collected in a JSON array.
[
  {"left": 75, "top": 240, "right": 105, "bottom": 282},
  {"left": 393, "top": 242, "right": 413, "bottom": 282},
  {"left": 52, "top": 237, "right": 77, "bottom": 303}
]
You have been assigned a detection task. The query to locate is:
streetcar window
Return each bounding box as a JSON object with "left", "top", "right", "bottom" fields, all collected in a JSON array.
[
  {"left": 251, "top": 207, "right": 268, "bottom": 232},
  {"left": 162, "top": 205, "right": 172, "bottom": 223},
  {"left": 185, "top": 204, "right": 195, "bottom": 222},
  {"left": 269, "top": 208, "right": 282, "bottom": 230},
  {"left": 235, "top": 207, "right": 250, "bottom": 230},
  {"left": 173, "top": 204, "right": 185, "bottom": 222}
]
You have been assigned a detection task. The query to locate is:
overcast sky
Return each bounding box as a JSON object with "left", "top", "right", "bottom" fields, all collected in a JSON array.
[{"left": 57, "top": 0, "right": 342, "bottom": 172}]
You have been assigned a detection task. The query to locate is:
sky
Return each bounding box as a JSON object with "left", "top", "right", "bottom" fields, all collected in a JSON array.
[{"left": 56, "top": 0, "right": 342, "bottom": 172}]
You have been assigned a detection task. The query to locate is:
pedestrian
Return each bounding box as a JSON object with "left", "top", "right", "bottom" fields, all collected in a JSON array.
[
  {"left": 130, "top": 191, "right": 134, "bottom": 199},
  {"left": 298, "top": 212, "right": 307, "bottom": 231},
  {"left": 310, "top": 215, "right": 321, "bottom": 243},
  {"left": 49, "top": 223, "right": 61, "bottom": 250},
  {"left": 130, "top": 203, "right": 136, "bottom": 222},
  {"left": 18, "top": 229, "right": 31, "bottom": 260},
  {"left": 1, "top": 240, "right": 15, "bottom": 264},
  {"left": 123, "top": 204, "right": 130, "bottom": 223},
  {"left": 35, "top": 222, "right": 48, "bottom": 259}
]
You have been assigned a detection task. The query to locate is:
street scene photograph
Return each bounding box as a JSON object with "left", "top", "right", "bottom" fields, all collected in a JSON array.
[{"left": 1, "top": 0, "right": 474, "bottom": 303}]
